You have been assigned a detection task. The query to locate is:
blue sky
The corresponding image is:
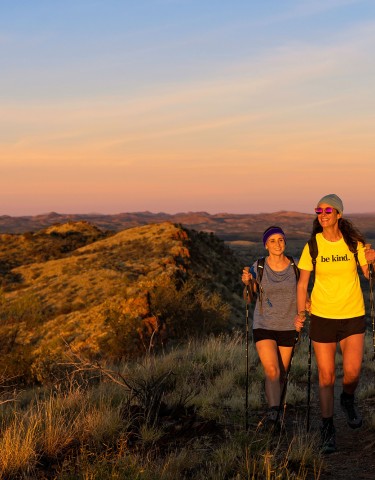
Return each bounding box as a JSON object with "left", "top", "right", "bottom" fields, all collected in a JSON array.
[{"left": 1, "top": 0, "right": 374, "bottom": 215}]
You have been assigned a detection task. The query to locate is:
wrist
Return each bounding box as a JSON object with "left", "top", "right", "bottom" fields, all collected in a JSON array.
[{"left": 298, "top": 311, "right": 306, "bottom": 319}]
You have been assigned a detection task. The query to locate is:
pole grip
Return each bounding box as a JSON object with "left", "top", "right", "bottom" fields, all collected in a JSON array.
[
  {"left": 244, "top": 267, "right": 253, "bottom": 303},
  {"left": 365, "top": 244, "right": 373, "bottom": 274}
]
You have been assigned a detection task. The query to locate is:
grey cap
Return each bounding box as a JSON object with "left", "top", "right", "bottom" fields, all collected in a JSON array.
[{"left": 317, "top": 194, "right": 344, "bottom": 214}]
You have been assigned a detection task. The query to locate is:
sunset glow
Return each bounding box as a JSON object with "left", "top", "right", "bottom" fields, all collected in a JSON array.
[{"left": 1, "top": 1, "right": 374, "bottom": 215}]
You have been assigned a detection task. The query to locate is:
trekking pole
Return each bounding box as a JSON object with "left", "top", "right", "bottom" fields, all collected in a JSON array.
[
  {"left": 244, "top": 267, "right": 251, "bottom": 431},
  {"left": 370, "top": 268, "right": 375, "bottom": 360},
  {"left": 307, "top": 335, "right": 312, "bottom": 432},
  {"left": 277, "top": 331, "right": 300, "bottom": 426},
  {"left": 365, "top": 244, "right": 375, "bottom": 360}
]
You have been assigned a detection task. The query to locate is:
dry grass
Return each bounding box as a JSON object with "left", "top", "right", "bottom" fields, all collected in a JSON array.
[
  {"left": 0, "top": 332, "right": 334, "bottom": 479},
  {"left": 0, "top": 413, "right": 39, "bottom": 477},
  {"left": 0, "top": 329, "right": 371, "bottom": 478},
  {"left": 0, "top": 222, "right": 244, "bottom": 384}
]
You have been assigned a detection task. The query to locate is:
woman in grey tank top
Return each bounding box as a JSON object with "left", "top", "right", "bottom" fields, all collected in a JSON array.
[{"left": 242, "top": 226, "right": 304, "bottom": 429}]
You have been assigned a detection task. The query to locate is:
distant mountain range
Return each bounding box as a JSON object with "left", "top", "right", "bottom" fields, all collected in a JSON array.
[{"left": 1, "top": 210, "right": 375, "bottom": 240}]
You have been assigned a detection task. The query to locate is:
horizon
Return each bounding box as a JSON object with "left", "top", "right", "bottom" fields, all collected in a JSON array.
[
  {"left": 1, "top": 1, "right": 375, "bottom": 216},
  {"left": 2, "top": 208, "right": 375, "bottom": 219}
]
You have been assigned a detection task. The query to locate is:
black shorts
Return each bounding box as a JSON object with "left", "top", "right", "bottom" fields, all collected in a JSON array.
[
  {"left": 253, "top": 329, "right": 297, "bottom": 347},
  {"left": 309, "top": 314, "right": 366, "bottom": 343}
]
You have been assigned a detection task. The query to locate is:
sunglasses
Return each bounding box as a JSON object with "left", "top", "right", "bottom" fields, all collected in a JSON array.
[{"left": 315, "top": 207, "right": 334, "bottom": 215}]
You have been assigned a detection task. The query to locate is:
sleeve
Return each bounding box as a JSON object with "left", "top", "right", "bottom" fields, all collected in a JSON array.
[
  {"left": 296, "top": 243, "right": 313, "bottom": 272},
  {"left": 357, "top": 242, "right": 367, "bottom": 267}
]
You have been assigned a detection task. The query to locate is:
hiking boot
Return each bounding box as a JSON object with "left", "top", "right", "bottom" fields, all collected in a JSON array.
[
  {"left": 320, "top": 423, "right": 336, "bottom": 454},
  {"left": 265, "top": 407, "right": 282, "bottom": 431},
  {"left": 258, "top": 407, "right": 280, "bottom": 431},
  {"left": 265, "top": 408, "right": 279, "bottom": 424},
  {"left": 340, "top": 392, "right": 362, "bottom": 429}
]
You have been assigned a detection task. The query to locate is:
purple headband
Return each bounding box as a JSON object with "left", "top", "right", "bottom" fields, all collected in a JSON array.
[{"left": 263, "top": 226, "right": 286, "bottom": 246}]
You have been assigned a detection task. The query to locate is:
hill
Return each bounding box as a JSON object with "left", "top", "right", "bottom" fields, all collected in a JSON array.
[
  {"left": 0, "top": 221, "right": 111, "bottom": 287},
  {"left": 0, "top": 221, "right": 244, "bottom": 384}
]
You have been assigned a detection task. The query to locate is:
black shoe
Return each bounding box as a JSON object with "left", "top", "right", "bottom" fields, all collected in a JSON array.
[
  {"left": 265, "top": 408, "right": 279, "bottom": 425},
  {"left": 340, "top": 393, "right": 362, "bottom": 429},
  {"left": 320, "top": 423, "right": 336, "bottom": 454},
  {"left": 258, "top": 407, "right": 280, "bottom": 431}
]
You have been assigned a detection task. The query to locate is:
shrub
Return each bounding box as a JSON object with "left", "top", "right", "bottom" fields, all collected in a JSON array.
[{"left": 149, "top": 277, "right": 231, "bottom": 340}]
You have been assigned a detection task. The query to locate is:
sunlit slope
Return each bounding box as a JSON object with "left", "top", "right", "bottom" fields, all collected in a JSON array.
[{"left": 0, "top": 222, "right": 243, "bottom": 383}]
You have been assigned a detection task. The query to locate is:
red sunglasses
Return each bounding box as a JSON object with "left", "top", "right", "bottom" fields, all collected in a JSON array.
[{"left": 315, "top": 207, "right": 334, "bottom": 215}]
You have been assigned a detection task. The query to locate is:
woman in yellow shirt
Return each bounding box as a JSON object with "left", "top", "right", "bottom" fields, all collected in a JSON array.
[{"left": 295, "top": 194, "right": 375, "bottom": 454}]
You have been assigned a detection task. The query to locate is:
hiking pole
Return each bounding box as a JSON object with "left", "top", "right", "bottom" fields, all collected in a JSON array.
[
  {"left": 244, "top": 267, "right": 251, "bottom": 431},
  {"left": 370, "top": 267, "right": 375, "bottom": 360},
  {"left": 365, "top": 244, "right": 375, "bottom": 360},
  {"left": 307, "top": 335, "right": 312, "bottom": 432},
  {"left": 277, "top": 331, "right": 300, "bottom": 426}
]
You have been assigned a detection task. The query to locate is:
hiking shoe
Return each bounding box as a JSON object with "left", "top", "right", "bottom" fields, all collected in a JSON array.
[
  {"left": 340, "top": 393, "right": 362, "bottom": 429},
  {"left": 265, "top": 407, "right": 282, "bottom": 431},
  {"left": 266, "top": 408, "right": 279, "bottom": 424},
  {"left": 258, "top": 407, "right": 280, "bottom": 431},
  {"left": 320, "top": 423, "right": 336, "bottom": 454}
]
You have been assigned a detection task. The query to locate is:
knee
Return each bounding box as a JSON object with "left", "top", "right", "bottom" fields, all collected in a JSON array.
[
  {"left": 318, "top": 371, "right": 335, "bottom": 387},
  {"left": 343, "top": 368, "right": 360, "bottom": 384},
  {"left": 263, "top": 365, "right": 280, "bottom": 382}
]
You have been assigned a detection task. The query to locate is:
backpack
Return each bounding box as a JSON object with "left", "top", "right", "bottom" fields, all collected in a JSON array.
[{"left": 243, "top": 255, "right": 299, "bottom": 304}]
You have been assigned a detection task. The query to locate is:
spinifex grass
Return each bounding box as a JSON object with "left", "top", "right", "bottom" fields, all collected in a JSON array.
[{"left": 3, "top": 330, "right": 372, "bottom": 478}]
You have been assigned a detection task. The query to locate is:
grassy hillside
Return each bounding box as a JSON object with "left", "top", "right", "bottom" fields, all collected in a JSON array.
[
  {"left": 0, "top": 222, "right": 244, "bottom": 384},
  {"left": 0, "top": 221, "right": 111, "bottom": 288},
  {"left": 0, "top": 220, "right": 374, "bottom": 479}
]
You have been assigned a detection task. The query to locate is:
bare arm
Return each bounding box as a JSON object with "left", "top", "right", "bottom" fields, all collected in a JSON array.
[
  {"left": 294, "top": 269, "right": 311, "bottom": 332},
  {"left": 360, "top": 264, "right": 370, "bottom": 280},
  {"left": 362, "top": 245, "right": 375, "bottom": 280}
]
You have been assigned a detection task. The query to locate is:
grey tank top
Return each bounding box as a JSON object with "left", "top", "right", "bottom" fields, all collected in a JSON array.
[{"left": 252, "top": 258, "right": 297, "bottom": 331}]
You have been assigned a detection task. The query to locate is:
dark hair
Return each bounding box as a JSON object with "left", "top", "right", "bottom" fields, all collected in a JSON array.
[{"left": 310, "top": 217, "right": 366, "bottom": 252}]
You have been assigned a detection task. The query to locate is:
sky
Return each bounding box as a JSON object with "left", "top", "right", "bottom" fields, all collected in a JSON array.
[{"left": 1, "top": 0, "right": 374, "bottom": 216}]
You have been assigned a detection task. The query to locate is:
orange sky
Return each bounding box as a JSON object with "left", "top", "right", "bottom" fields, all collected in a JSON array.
[{"left": 1, "top": 1, "right": 374, "bottom": 215}]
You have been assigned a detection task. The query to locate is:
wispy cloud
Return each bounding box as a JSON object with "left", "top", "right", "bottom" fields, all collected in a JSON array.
[{"left": 1, "top": 1, "right": 374, "bottom": 214}]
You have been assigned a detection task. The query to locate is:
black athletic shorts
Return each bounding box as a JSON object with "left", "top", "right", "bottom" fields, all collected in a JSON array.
[
  {"left": 252, "top": 329, "right": 297, "bottom": 347},
  {"left": 309, "top": 314, "right": 366, "bottom": 343}
]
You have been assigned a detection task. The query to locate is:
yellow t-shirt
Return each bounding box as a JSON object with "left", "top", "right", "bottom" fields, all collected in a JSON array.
[{"left": 298, "top": 233, "right": 366, "bottom": 319}]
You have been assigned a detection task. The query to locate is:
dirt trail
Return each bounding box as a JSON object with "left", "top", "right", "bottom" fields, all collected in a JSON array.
[{"left": 308, "top": 379, "right": 375, "bottom": 480}]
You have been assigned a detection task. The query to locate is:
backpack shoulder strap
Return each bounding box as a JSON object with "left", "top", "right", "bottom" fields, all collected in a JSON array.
[
  {"left": 308, "top": 236, "right": 318, "bottom": 274},
  {"left": 348, "top": 242, "right": 359, "bottom": 266},
  {"left": 354, "top": 251, "right": 359, "bottom": 266},
  {"left": 257, "top": 257, "right": 266, "bottom": 284},
  {"left": 286, "top": 255, "right": 300, "bottom": 281}
]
